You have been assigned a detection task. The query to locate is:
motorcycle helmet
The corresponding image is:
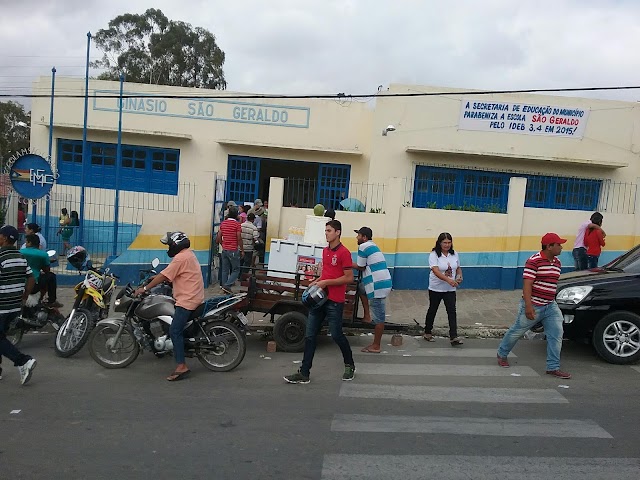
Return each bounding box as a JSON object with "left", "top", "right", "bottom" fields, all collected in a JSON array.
[
  {"left": 67, "top": 246, "right": 90, "bottom": 270},
  {"left": 301, "top": 285, "right": 328, "bottom": 310},
  {"left": 160, "top": 231, "right": 190, "bottom": 258}
]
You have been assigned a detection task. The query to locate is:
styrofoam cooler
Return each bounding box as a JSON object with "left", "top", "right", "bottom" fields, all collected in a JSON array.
[
  {"left": 304, "top": 215, "right": 328, "bottom": 245},
  {"left": 267, "top": 239, "right": 325, "bottom": 279}
]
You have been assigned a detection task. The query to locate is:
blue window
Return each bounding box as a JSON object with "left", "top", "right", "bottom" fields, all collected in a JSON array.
[
  {"left": 524, "top": 175, "right": 601, "bottom": 210},
  {"left": 413, "top": 165, "right": 601, "bottom": 212},
  {"left": 57, "top": 139, "right": 179, "bottom": 194},
  {"left": 413, "top": 166, "right": 509, "bottom": 212},
  {"left": 318, "top": 163, "right": 350, "bottom": 210}
]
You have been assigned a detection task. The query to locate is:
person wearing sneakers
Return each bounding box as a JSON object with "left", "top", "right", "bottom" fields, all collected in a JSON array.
[
  {"left": 353, "top": 227, "right": 392, "bottom": 353},
  {"left": 497, "top": 232, "right": 571, "bottom": 379},
  {"left": 284, "top": 220, "right": 356, "bottom": 384},
  {"left": 0, "top": 225, "right": 37, "bottom": 385}
]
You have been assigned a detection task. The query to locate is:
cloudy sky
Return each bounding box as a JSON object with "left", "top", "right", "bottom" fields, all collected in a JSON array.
[{"left": 2, "top": 0, "right": 640, "bottom": 108}]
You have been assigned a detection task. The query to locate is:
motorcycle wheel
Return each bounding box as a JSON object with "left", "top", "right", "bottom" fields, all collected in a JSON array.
[
  {"left": 54, "top": 308, "right": 94, "bottom": 358},
  {"left": 89, "top": 323, "right": 140, "bottom": 369},
  {"left": 196, "top": 319, "right": 247, "bottom": 372}
]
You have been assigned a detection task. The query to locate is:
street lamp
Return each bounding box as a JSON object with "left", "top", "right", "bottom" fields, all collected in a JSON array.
[{"left": 382, "top": 124, "right": 396, "bottom": 136}]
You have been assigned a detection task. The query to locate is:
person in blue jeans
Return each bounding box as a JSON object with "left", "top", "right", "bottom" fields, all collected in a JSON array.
[
  {"left": 284, "top": 220, "right": 355, "bottom": 384},
  {"left": 216, "top": 207, "right": 244, "bottom": 293},
  {"left": 497, "top": 233, "right": 572, "bottom": 379}
]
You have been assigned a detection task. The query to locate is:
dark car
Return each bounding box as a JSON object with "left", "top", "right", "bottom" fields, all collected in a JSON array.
[{"left": 556, "top": 245, "right": 640, "bottom": 364}]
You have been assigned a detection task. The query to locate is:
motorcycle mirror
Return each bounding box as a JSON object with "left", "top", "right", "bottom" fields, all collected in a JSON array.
[{"left": 151, "top": 258, "right": 160, "bottom": 269}]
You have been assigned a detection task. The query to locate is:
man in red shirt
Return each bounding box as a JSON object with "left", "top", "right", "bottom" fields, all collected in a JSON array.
[
  {"left": 284, "top": 220, "right": 356, "bottom": 384},
  {"left": 497, "top": 233, "right": 571, "bottom": 379},
  {"left": 216, "top": 207, "right": 244, "bottom": 293}
]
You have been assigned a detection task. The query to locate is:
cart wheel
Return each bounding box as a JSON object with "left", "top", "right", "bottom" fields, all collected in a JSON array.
[{"left": 273, "top": 311, "right": 306, "bottom": 353}]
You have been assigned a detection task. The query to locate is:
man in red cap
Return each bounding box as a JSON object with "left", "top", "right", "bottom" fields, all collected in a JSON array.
[{"left": 497, "top": 233, "right": 571, "bottom": 379}]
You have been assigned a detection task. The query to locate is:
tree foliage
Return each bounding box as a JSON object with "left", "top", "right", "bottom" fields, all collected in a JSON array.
[
  {"left": 91, "top": 8, "right": 227, "bottom": 89},
  {"left": 0, "top": 101, "right": 30, "bottom": 170}
]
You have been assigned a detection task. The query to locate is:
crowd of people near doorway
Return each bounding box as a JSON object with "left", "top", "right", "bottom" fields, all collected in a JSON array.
[{"left": 216, "top": 198, "right": 268, "bottom": 294}]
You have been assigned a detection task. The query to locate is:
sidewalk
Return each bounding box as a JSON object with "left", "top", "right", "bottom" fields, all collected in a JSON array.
[{"left": 55, "top": 287, "right": 521, "bottom": 338}]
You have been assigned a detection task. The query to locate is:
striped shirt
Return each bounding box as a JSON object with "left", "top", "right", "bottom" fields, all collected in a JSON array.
[
  {"left": 357, "top": 240, "right": 392, "bottom": 299},
  {"left": 241, "top": 221, "right": 259, "bottom": 252},
  {"left": 0, "top": 246, "right": 33, "bottom": 314},
  {"left": 523, "top": 252, "right": 561, "bottom": 306},
  {"left": 219, "top": 219, "right": 242, "bottom": 251}
]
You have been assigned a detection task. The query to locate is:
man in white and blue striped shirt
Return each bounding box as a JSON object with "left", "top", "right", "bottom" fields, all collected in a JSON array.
[{"left": 354, "top": 227, "right": 392, "bottom": 353}]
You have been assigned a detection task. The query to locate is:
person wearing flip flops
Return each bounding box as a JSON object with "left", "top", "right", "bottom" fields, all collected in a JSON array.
[
  {"left": 353, "top": 227, "right": 392, "bottom": 353},
  {"left": 423, "top": 232, "right": 464, "bottom": 346},
  {"left": 134, "top": 232, "right": 204, "bottom": 382}
]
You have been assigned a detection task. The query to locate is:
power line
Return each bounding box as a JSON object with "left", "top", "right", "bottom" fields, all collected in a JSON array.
[{"left": 1, "top": 85, "right": 640, "bottom": 99}]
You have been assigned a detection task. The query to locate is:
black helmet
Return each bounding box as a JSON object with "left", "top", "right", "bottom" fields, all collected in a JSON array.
[
  {"left": 161, "top": 231, "right": 190, "bottom": 258},
  {"left": 301, "top": 285, "right": 328, "bottom": 310},
  {"left": 67, "top": 245, "right": 90, "bottom": 270}
]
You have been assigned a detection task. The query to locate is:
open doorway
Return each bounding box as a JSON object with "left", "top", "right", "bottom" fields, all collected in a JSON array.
[{"left": 260, "top": 158, "right": 318, "bottom": 207}]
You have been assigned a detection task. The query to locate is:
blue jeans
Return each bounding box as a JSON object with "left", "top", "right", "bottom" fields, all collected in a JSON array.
[
  {"left": 497, "top": 299, "right": 564, "bottom": 371},
  {"left": 572, "top": 247, "right": 588, "bottom": 271},
  {"left": 301, "top": 300, "right": 354, "bottom": 377},
  {"left": 0, "top": 312, "right": 31, "bottom": 367},
  {"left": 221, "top": 249, "right": 241, "bottom": 287},
  {"left": 587, "top": 255, "right": 599, "bottom": 269},
  {"left": 170, "top": 306, "right": 193, "bottom": 365}
]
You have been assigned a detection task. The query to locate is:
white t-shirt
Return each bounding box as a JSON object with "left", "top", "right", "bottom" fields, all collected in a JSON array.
[
  {"left": 428, "top": 250, "right": 460, "bottom": 292},
  {"left": 573, "top": 219, "right": 591, "bottom": 249}
]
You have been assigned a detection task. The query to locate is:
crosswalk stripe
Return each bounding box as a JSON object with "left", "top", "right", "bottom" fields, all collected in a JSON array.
[
  {"left": 631, "top": 366, "right": 640, "bottom": 374},
  {"left": 356, "top": 364, "right": 538, "bottom": 377},
  {"left": 330, "top": 414, "right": 612, "bottom": 438},
  {"left": 321, "top": 455, "right": 640, "bottom": 480},
  {"left": 355, "top": 348, "right": 516, "bottom": 358},
  {"left": 340, "top": 384, "right": 569, "bottom": 403}
]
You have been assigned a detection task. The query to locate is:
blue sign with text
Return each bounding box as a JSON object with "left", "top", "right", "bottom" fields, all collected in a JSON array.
[{"left": 9, "top": 154, "right": 55, "bottom": 199}]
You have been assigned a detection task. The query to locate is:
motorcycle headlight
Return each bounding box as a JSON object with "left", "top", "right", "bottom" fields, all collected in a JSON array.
[
  {"left": 114, "top": 298, "right": 121, "bottom": 306},
  {"left": 556, "top": 286, "right": 593, "bottom": 304}
]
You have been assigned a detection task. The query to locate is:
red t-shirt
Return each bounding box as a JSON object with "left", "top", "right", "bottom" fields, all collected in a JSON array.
[
  {"left": 584, "top": 228, "right": 605, "bottom": 256},
  {"left": 219, "top": 219, "right": 241, "bottom": 251},
  {"left": 320, "top": 243, "right": 352, "bottom": 303}
]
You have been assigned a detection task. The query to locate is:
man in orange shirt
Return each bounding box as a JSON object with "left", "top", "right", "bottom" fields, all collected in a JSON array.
[{"left": 135, "top": 232, "right": 204, "bottom": 381}]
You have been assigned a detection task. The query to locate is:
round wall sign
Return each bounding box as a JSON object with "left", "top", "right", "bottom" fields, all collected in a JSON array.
[{"left": 9, "top": 154, "right": 55, "bottom": 199}]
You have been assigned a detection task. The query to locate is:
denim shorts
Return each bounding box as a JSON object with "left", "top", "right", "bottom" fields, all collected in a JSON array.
[{"left": 369, "top": 297, "right": 386, "bottom": 325}]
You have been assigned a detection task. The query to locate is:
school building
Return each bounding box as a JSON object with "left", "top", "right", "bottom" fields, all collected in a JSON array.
[{"left": 26, "top": 76, "right": 640, "bottom": 287}]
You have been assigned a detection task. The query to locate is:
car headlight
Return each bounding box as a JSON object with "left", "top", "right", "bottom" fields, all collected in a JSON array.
[{"left": 556, "top": 286, "right": 593, "bottom": 304}]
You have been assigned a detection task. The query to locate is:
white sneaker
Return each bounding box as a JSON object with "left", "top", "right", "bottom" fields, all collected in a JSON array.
[{"left": 18, "top": 358, "right": 37, "bottom": 385}]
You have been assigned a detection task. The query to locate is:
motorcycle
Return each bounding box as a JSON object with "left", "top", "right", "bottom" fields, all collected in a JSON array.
[
  {"left": 54, "top": 263, "right": 118, "bottom": 358},
  {"left": 6, "top": 250, "right": 65, "bottom": 346},
  {"left": 88, "top": 258, "right": 248, "bottom": 372}
]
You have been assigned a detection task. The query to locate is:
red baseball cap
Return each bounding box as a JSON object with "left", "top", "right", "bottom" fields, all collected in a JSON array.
[{"left": 541, "top": 233, "right": 567, "bottom": 245}]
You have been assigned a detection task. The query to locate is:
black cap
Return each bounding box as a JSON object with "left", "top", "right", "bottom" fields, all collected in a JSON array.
[
  {"left": 0, "top": 225, "right": 19, "bottom": 243},
  {"left": 354, "top": 227, "right": 373, "bottom": 239}
]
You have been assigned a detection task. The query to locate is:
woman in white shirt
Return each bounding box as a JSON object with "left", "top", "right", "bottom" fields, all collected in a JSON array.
[
  {"left": 21, "top": 223, "right": 47, "bottom": 251},
  {"left": 423, "top": 232, "right": 464, "bottom": 346}
]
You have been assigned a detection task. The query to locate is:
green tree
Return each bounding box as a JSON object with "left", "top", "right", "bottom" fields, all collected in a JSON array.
[
  {"left": 91, "top": 8, "right": 227, "bottom": 89},
  {"left": 0, "top": 101, "right": 30, "bottom": 171}
]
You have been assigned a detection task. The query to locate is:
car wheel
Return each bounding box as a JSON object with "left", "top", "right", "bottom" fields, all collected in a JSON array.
[{"left": 592, "top": 311, "right": 640, "bottom": 365}]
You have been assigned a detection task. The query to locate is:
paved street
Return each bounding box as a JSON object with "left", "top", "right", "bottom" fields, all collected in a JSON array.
[
  {"left": 1, "top": 331, "right": 639, "bottom": 479},
  {"left": 52, "top": 286, "right": 522, "bottom": 336}
]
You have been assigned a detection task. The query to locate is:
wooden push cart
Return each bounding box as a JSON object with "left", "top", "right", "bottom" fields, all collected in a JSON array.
[{"left": 239, "top": 266, "right": 418, "bottom": 352}]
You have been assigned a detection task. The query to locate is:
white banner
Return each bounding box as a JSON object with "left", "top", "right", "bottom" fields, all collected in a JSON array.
[{"left": 459, "top": 99, "right": 590, "bottom": 138}]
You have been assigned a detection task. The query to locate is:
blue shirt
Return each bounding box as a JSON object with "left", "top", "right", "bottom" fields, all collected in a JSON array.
[{"left": 20, "top": 247, "right": 50, "bottom": 281}]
